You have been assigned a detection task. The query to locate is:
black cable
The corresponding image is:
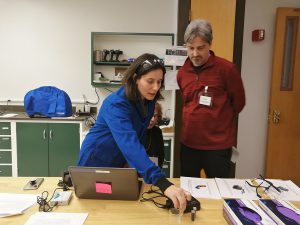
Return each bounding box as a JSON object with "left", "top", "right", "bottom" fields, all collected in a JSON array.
[
  {"left": 140, "top": 185, "right": 172, "bottom": 209},
  {"left": 37, "top": 187, "right": 66, "bottom": 212},
  {"left": 86, "top": 88, "right": 100, "bottom": 105}
]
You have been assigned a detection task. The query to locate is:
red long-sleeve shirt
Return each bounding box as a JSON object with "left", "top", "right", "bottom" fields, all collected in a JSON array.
[{"left": 177, "top": 51, "right": 245, "bottom": 150}]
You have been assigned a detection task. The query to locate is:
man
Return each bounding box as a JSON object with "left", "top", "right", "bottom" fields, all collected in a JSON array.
[{"left": 177, "top": 19, "right": 246, "bottom": 178}]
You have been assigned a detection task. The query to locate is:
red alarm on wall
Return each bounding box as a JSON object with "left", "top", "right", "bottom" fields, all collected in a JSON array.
[{"left": 252, "top": 29, "right": 265, "bottom": 42}]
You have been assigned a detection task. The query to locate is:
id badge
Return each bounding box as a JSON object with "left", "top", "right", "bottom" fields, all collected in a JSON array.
[{"left": 199, "top": 86, "right": 213, "bottom": 107}]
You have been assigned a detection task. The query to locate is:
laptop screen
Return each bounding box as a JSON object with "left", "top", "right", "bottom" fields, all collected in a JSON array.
[{"left": 68, "top": 166, "right": 142, "bottom": 201}]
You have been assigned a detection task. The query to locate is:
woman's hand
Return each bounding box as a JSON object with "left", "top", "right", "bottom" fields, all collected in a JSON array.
[{"left": 164, "top": 185, "right": 192, "bottom": 213}]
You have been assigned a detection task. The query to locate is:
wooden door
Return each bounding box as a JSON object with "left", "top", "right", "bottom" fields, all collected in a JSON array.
[
  {"left": 191, "top": 0, "right": 236, "bottom": 61},
  {"left": 265, "top": 8, "right": 300, "bottom": 186}
]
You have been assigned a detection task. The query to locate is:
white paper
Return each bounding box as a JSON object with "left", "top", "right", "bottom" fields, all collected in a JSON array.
[
  {"left": 164, "top": 55, "right": 187, "bottom": 66},
  {"left": 0, "top": 113, "right": 18, "bottom": 118},
  {"left": 215, "top": 178, "right": 259, "bottom": 200},
  {"left": 25, "top": 212, "right": 88, "bottom": 225},
  {"left": 231, "top": 147, "right": 239, "bottom": 163},
  {"left": 164, "top": 70, "right": 179, "bottom": 90},
  {"left": 0, "top": 193, "right": 37, "bottom": 217},
  {"left": 180, "top": 176, "right": 221, "bottom": 199},
  {"left": 164, "top": 46, "right": 187, "bottom": 66},
  {"left": 149, "top": 157, "right": 158, "bottom": 166},
  {"left": 260, "top": 179, "right": 300, "bottom": 201}
]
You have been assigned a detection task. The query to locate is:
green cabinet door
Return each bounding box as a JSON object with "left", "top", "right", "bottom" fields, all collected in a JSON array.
[
  {"left": 0, "top": 165, "right": 12, "bottom": 176},
  {"left": 17, "top": 122, "right": 80, "bottom": 177},
  {"left": 17, "top": 123, "right": 48, "bottom": 176},
  {"left": 48, "top": 123, "right": 80, "bottom": 176}
]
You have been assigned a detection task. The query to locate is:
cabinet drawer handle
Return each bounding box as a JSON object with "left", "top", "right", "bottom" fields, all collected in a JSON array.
[
  {"left": 1, "top": 137, "right": 10, "bottom": 140},
  {"left": 1, "top": 127, "right": 9, "bottom": 130},
  {"left": 0, "top": 170, "right": 2, "bottom": 173},
  {"left": 50, "top": 130, "right": 53, "bottom": 139},
  {"left": 43, "top": 129, "right": 46, "bottom": 139}
]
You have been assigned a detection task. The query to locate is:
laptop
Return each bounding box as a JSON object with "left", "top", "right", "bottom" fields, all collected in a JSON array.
[{"left": 68, "top": 166, "right": 142, "bottom": 201}]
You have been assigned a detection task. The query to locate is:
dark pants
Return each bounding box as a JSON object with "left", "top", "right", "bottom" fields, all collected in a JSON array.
[{"left": 180, "top": 144, "right": 232, "bottom": 178}]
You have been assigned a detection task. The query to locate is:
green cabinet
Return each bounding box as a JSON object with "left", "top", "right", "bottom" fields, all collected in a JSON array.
[
  {"left": 0, "top": 151, "right": 12, "bottom": 163},
  {"left": 0, "top": 137, "right": 11, "bottom": 149},
  {"left": 0, "top": 122, "right": 12, "bottom": 176},
  {"left": 0, "top": 122, "right": 11, "bottom": 135},
  {"left": 0, "top": 165, "right": 12, "bottom": 176},
  {"left": 17, "top": 122, "right": 80, "bottom": 177},
  {"left": 162, "top": 139, "right": 171, "bottom": 178}
]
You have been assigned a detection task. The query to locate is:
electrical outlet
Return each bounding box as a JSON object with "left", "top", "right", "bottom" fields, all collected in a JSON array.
[{"left": 76, "top": 105, "right": 84, "bottom": 113}]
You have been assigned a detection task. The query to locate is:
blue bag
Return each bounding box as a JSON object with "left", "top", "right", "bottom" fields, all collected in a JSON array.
[{"left": 24, "top": 86, "right": 72, "bottom": 117}]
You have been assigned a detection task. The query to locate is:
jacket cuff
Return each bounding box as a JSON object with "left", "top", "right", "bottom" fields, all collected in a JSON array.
[{"left": 154, "top": 177, "right": 173, "bottom": 193}]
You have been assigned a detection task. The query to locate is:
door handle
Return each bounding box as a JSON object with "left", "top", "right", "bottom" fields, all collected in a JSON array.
[
  {"left": 43, "top": 129, "right": 46, "bottom": 139},
  {"left": 49, "top": 129, "right": 53, "bottom": 140},
  {"left": 273, "top": 109, "right": 281, "bottom": 124},
  {"left": 0, "top": 137, "right": 9, "bottom": 140}
]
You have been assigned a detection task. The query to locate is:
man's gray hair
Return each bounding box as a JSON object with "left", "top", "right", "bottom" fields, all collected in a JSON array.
[{"left": 184, "top": 19, "right": 213, "bottom": 44}]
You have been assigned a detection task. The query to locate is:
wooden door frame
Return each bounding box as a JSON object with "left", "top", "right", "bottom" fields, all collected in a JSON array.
[{"left": 174, "top": 0, "right": 245, "bottom": 177}]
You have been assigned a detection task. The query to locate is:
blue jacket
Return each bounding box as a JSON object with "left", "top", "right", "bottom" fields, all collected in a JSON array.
[{"left": 78, "top": 86, "right": 165, "bottom": 185}]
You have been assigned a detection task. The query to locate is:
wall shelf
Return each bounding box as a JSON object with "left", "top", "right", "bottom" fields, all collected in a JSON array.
[{"left": 91, "top": 32, "right": 174, "bottom": 87}]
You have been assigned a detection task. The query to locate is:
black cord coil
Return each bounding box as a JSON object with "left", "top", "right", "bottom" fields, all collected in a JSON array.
[
  {"left": 140, "top": 185, "right": 172, "bottom": 209},
  {"left": 36, "top": 186, "right": 69, "bottom": 212}
]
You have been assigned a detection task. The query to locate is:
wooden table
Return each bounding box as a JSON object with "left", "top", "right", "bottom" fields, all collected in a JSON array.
[{"left": 0, "top": 177, "right": 227, "bottom": 225}]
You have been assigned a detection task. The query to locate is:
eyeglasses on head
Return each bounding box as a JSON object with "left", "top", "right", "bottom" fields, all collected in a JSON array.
[{"left": 136, "top": 58, "right": 165, "bottom": 75}]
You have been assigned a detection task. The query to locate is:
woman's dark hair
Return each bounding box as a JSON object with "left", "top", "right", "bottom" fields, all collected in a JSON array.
[{"left": 121, "top": 53, "right": 166, "bottom": 102}]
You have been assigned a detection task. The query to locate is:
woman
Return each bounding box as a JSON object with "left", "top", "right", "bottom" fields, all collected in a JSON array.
[{"left": 78, "top": 53, "right": 191, "bottom": 212}]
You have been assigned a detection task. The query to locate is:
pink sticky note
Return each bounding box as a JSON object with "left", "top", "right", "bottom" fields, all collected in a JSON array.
[{"left": 95, "top": 182, "right": 112, "bottom": 194}]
